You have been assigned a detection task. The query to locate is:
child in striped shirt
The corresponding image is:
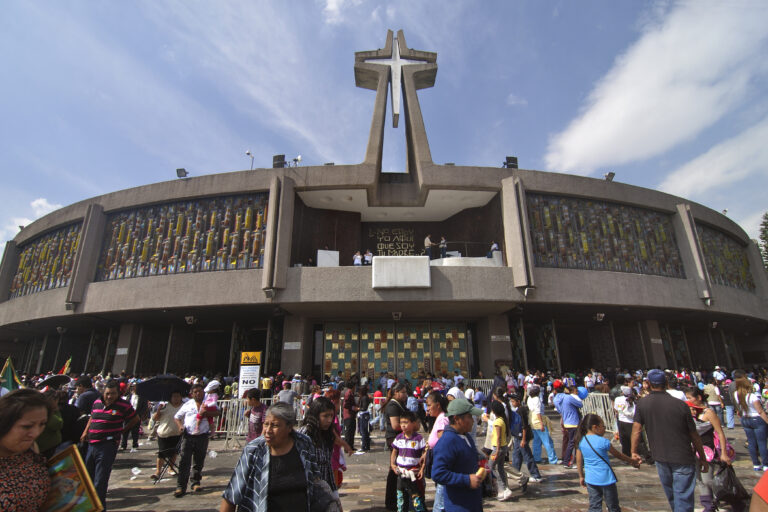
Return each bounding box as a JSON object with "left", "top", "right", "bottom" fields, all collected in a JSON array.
[{"left": 390, "top": 410, "right": 427, "bottom": 512}]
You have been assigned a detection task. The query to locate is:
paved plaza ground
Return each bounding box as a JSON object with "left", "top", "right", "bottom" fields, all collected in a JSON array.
[{"left": 105, "top": 422, "right": 760, "bottom": 511}]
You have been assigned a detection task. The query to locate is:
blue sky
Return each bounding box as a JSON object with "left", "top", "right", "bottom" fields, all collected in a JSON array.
[{"left": 2, "top": 1, "right": 767, "bottom": 249}]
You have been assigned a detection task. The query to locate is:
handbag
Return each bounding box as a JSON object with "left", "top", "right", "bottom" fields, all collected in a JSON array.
[
  {"left": 583, "top": 435, "right": 618, "bottom": 483},
  {"left": 711, "top": 461, "right": 749, "bottom": 506},
  {"left": 424, "top": 447, "right": 434, "bottom": 479}
]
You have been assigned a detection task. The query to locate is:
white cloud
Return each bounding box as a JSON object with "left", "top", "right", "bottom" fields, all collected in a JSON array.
[
  {"left": 30, "top": 198, "right": 62, "bottom": 218},
  {"left": 506, "top": 93, "right": 527, "bottom": 107},
  {"left": 0, "top": 197, "right": 61, "bottom": 243},
  {"left": 322, "top": 0, "right": 363, "bottom": 25},
  {"left": 545, "top": 1, "right": 768, "bottom": 173},
  {"left": 659, "top": 117, "right": 768, "bottom": 197},
  {"left": 737, "top": 210, "right": 766, "bottom": 241}
]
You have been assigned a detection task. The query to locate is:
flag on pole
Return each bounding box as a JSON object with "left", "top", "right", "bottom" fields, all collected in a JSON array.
[
  {"left": 1, "top": 357, "right": 22, "bottom": 393},
  {"left": 58, "top": 356, "right": 72, "bottom": 375}
]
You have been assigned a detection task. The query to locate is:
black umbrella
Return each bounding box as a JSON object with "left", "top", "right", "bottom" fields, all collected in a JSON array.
[
  {"left": 136, "top": 375, "right": 190, "bottom": 402},
  {"left": 38, "top": 374, "right": 71, "bottom": 389}
]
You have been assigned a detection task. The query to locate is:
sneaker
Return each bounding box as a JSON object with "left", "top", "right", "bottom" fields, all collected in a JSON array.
[
  {"left": 499, "top": 488, "right": 514, "bottom": 501},
  {"left": 564, "top": 464, "right": 576, "bottom": 470},
  {"left": 191, "top": 484, "right": 202, "bottom": 493},
  {"left": 173, "top": 488, "right": 186, "bottom": 498},
  {"left": 754, "top": 466, "right": 762, "bottom": 472},
  {"left": 150, "top": 474, "right": 160, "bottom": 481},
  {"left": 528, "top": 476, "right": 544, "bottom": 483},
  {"left": 763, "top": 466, "right": 768, "bottom": 472},
  {"left": 354, "top": 450, "right": 366, "bottom": 455}
]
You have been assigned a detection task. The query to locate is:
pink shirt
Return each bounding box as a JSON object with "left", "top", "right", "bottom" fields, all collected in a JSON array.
[{"left": 428, "top": 412, "right": 450, "bottom": 449}]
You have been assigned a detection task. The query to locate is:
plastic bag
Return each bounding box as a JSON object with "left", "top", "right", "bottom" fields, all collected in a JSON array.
[{"left": 712, "top": 462, "right": 749, "bottom": 506}]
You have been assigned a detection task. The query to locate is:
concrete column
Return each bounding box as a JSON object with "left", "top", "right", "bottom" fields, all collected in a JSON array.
[
  {"left": 680, "top": 327, "right": 694, "bottom": 368},
  {"left": 674, "top": 204, "right": 713, "bottom": 301},
  {"left": 132, "top": 326, "right": 144, "bottom": 375},
  {"left": 272, "top": 177, "right": 295, "bottom": 289},
  {"left": 635, "top": 322, "right": 650, "bottom": 368},
  {"left": 102, "top": 328, "right": 113, "bottom": 374},
  {"left": 608, "top": 322, "right": 621, "bottom": 368},
  {"left": 52, "top": 332, "right": 65, "bottom": 372},
  {"left": 84, "top": 330, "right": 96, "bottom": 372},
  {"left": 261, "top": 176, "right": 280, "bottom": 296},
  {"left": 0, "top": 241, "right": 20, "bottom": 303},
  {"left": 35, "top": 334, "right": 49, "bottom": 374},
  {"left": 66, "top": 203, "right": 106, "bottom": 309},
  {"left": 112, "top": 324, "right": 142, "bottom": 374},
  {"left": 163, "top": 324, "right": 174, "bottom": 374},
  {"left": 281, "top": 316, "right": 313, "bottom": 376},
  {"left": 476, "top": 315, "right": 514, "bottom": 376},
  {"left": 501, "top": 177, "right": 535, "bottom": 289},
  {"left": 640, "top": 320, "right": 667, "bottom": 368},
  {"left": 227, "top": 323, "right": 237, "bottom": 376}
]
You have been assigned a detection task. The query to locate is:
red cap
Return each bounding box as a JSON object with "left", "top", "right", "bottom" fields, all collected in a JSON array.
[{"left": 553, "top": 379, "right": 564, "bottom": 389}]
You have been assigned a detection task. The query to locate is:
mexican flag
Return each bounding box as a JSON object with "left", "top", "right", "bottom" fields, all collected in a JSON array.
[{"left": 1, "top": 357, "right": 22, "bottom": 393}]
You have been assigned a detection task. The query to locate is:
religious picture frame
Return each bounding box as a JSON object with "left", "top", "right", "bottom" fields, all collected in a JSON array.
[{"left": 42, "top": 444, "right": 103, "bottom": 512}]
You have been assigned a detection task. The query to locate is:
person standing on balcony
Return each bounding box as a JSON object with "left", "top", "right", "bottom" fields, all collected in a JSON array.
[
  {"left": 439, "top": 236, "right": 447, "bottom": 258},
  {"left": 424, "top": 234, "right": 437, "bottom": 259}
]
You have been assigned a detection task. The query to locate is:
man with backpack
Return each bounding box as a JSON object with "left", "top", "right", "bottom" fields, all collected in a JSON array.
[{"left": 509, "top": 393, "right": 544, "bottom": 482}]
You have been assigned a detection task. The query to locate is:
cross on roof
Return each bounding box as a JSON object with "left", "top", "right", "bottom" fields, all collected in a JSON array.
[{"left": 364, "top": 38, "right": 431, "bottom": 128}]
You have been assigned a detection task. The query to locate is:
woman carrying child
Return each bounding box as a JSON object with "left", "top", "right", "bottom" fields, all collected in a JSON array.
[
  {"left": 684, "top": 386, "right": 739, "bottom": 512},
  {"left": 576, "top": 413, "right": 640, "bottom": 512}
]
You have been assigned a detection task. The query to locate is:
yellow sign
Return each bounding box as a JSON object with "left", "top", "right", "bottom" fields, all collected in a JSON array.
[{"left": 241, "top": 351, "right": 261, "bottom": 365}]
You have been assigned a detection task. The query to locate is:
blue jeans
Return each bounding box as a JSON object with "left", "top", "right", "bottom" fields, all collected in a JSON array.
[
  {"left": 655, "top": 462, "right": 696, "bottom": 512},
  {"left": 741, "top": 416, "right": 768, "bottom": 467},
  {"left": 510, "top": 437, "right": 542, "bottom": 478},
  {"left": 587, "top": 483, "right": 620, "bottom": 512},
  {"left": 86, "top": 440, "right": 118, "bottom": 509},
  {"left": 531, "top": 427, "right": 559, "bottom": 464},
  {"left": 433, "top": 483, "right": 445, "bottom": 511},
  {"left": 725, "top": 405, "right": 735, "bottom": 428},
  {"left": 358, "top": 412, "right": 371, "bottom": 451}
]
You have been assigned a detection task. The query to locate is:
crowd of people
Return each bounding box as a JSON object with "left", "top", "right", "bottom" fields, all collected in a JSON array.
[{"left": 1, "top": 364, "right": 768, "bottom": 511}]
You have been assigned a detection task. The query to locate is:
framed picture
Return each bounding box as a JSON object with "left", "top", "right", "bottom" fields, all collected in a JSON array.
[{"left": 42, "top": 444, "right": 103, "bottom": 512}]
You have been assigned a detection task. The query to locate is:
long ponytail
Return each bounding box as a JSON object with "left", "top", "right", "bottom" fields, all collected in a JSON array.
[
  {"left": 493, "top": 386, "right": 512, "bottom": 437},
  {"left": 574, "top": 413, "right": 603, "bottom": 449}
]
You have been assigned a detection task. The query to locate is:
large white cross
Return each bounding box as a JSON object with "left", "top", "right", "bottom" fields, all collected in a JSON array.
[{"left": 365, "top": 39, "right": 425, "bottom": 128}]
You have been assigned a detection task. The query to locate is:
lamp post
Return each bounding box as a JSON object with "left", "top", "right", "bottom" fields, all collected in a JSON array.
[{"left": 245, "top": 150, "right": 254, "bottom": 170}]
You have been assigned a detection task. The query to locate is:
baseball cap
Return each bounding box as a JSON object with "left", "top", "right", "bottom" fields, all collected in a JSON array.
[
  {"left": 446, "top": 398, "right": 483, "bottom": 417},
  {"left": 647, "top": 369, "right": 666, "bottom": 385}
]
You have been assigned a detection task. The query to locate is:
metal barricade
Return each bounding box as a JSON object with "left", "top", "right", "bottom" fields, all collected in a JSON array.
[
  {"left": 581, "top": 392, "right": 617, "bottom": 433},
  {"left": 218, "top": 395, "right": 309, "bottom": 450},
  {"left": 467, "top": 379, "right": 494, "bottom": 395}
]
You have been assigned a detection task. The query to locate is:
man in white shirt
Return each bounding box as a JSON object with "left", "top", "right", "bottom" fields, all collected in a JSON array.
[
  {"left": 584, "top": 372, "right": 595, "bottom": 392},
  {"left": 173, "top": 384, "right": 220, "bottom": 497}
]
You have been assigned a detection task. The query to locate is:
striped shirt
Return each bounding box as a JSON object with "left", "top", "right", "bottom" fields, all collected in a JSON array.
[
  {"left": 393, "top": 432, "right": 425, "bottom": 469},
  {"left": 88, "top": 398, "right": 136, "bottom": 443}
]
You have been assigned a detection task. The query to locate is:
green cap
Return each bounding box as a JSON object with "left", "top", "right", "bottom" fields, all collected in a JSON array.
[{"left": 446, "top": 398, "right": 483, "bottom": 417}]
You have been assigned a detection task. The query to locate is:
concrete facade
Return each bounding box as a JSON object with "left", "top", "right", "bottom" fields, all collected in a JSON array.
[{"left": 1, "top": 29, "right": 766, "bottom": 380}]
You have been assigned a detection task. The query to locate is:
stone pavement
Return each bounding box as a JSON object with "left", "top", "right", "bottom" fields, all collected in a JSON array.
[{"left": 106, "top": 425, "right": 760, "bottom": 511}]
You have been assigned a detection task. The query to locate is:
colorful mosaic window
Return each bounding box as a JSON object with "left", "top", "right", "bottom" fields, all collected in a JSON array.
[
  {"left": 526, "top": 193, "right": 685, "bottom": 278},
  {"left": 697, "top": 224, "right": 755, "bottom": 292},
  {"left": 96, "top": 193, "right": 268, "bottom": 281},
  {"left": 9, "top": 223, "right": 82, "bottom": 299}
]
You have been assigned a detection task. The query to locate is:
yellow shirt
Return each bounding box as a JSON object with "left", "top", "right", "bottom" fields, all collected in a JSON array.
[{"left": 492, "top": 417, "right": 507, "bottom": 447}]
